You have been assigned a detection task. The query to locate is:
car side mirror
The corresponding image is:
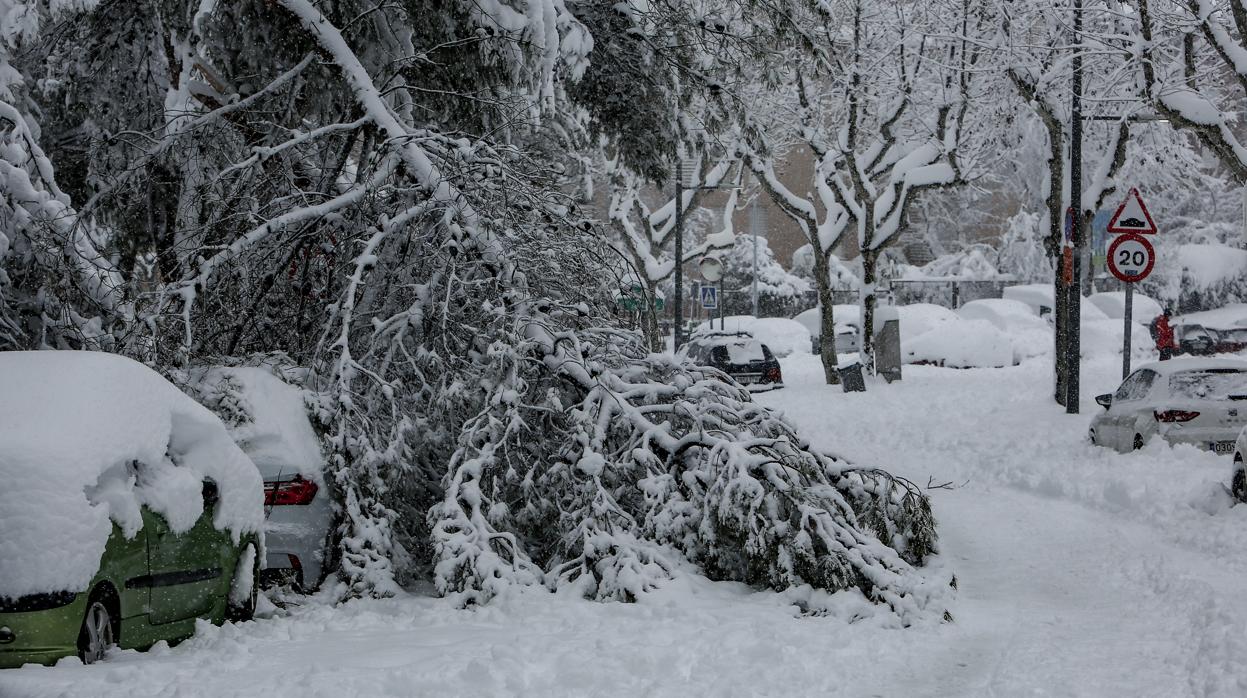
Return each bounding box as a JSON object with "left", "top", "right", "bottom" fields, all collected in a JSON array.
[
  {"left": 202, "top": 479, "right": 220, "bottom": 508},
  {"left": 1095, "top": 393, "right": 1112, "bottom": 410}
]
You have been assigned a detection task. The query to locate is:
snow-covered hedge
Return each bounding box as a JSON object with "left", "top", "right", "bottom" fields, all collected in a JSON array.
[{"left": 429, "top": 325, "right": 944, "bottom": 622}]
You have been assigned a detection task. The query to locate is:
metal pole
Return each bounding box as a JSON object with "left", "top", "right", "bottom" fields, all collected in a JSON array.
[
  {"left": 1066, "top": 0, "right": 1084, "bottom": 414},
  {"left": 673, "top": 164, "right": 684, "bottom": 352},
  {"left": 1122, "top": 283, "right": 1133, "bottom": 379},
  {"left": 719, "top": 279, "right": 725, "bottom": 330}
]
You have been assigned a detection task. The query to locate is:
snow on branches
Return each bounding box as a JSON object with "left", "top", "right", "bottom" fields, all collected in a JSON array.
[{"left": 430, "top": 320, "right": 944, "bottom": 623}]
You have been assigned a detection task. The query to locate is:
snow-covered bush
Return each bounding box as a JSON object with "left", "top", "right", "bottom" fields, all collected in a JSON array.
[{"left": 430, "top": 324, "right": 942, "bottom": 620}]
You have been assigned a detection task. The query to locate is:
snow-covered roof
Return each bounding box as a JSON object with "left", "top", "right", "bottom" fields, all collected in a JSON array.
[
  {"left": 192, "top": 367, "right": 325, "bottom": 482},
  {"left": 1174, "top": 303, "right": 1247, "bottom": 331},
  {"left": 1131, "top": 357, "right": 1247, "bottom": 376},
  {"left": 0, "top": 351, "right": 264, "bottom": 599}
]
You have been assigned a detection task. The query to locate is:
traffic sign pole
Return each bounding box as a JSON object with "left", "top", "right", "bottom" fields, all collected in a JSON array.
[
  {"left": 1123, "top": 283, "right": 1133, "bottom": 379},
  {"left": 1107, "top": 232, "right": 1155, "bottom": 380}
]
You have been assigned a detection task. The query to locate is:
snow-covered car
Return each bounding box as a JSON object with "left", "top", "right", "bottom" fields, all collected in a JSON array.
[
  {"left": 698, "top": 316, "right": 812, "bottom": 357},
  {"left": 679, "top": 332, "right": 784, "bottom": 391},
  {"left": 1087, "top": 291, "right": 1163, "bottom": 323},
  {"left": 903, "top": 317, "right": 1014, "bottom": 368},
  {"left": 1089, "top": 358, "right": 1247, "bottom": 453},
  {"left": 194, "top": 367, "right": 334, "bottom": 592},
  {"left": 0, "top": 351, "right": 264, "bottom": 668},
  {"left": 956, "top": 298, "right": 1051, "bottom": 363},
  {"left": 793, "top": 305, "right": 860, "bottom": 354}
]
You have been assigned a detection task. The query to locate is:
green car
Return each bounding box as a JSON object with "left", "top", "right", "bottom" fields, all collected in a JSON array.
[
  {"left": 0, "top": 481, "right": 261, "bottom": 668},
  {"left": 0, "top": 350, "right": 267, "bottom": 669}
]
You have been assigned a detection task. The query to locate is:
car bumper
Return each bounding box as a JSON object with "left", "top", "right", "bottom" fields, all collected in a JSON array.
[
  {"left": 262, "top": 503, "right": 331, "bottom": 590},
  {"left": 1158, "top": 426, "right": 1241, "bottom": 453},
  {"left": 0, "top": 594, "right": 87, "bottom": 669}
]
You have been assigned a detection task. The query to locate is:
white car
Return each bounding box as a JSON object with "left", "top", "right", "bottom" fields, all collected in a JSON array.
[
  {"left": 194, "top": 367, "right": 334, "bottom": 592},
  {"left": 1090, "top": 358, "right": 1247, "bottom": 453}
]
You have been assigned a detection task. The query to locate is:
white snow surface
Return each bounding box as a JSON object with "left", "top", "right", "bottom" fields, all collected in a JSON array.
[
  {"left": 6, "top": 357, "right": 1247, "bottom": 697},
  {"left": 0, "top": 352, "right": 263, "bottom": 600},
  {"left": 694, "top": 316, "right": 811, "bottom": 356}
]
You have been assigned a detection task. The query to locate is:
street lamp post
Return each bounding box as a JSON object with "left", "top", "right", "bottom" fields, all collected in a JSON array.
[{"left": 672, "top": 158, "right": 737, "bottom": 352}]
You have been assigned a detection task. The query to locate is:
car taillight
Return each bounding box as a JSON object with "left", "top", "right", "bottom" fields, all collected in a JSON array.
[
  {"left": 766, "top": 366, "right": 782, "bottom": 382},
  {"left": 264, "top": 476, "right": 318, "bottom": 505},
  {"left": 1155, "top": 410, "right": 1200, "bottom": 423}
]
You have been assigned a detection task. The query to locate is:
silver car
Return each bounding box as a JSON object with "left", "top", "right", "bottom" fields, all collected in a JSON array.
[{"left": 1090, "top": 358, "right": 1247, "bottom": 453}]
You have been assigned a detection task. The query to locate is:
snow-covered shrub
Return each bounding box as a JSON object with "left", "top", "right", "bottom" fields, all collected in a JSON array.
[
  {"left": 430, "top": 323, "right": 942, "bottom": 621},
  {"left": 719, "top": 235, "right": 811, "bottom": 318}
]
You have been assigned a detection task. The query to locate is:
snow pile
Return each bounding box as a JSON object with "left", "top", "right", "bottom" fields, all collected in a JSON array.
[
  {"left": 191, "top": 366, "right": 325, "bottom": 483},
  {"left": 0, "top": 351, "right": 263, "bottom": 599},
  {"left": 904, "top": 318, "right": 1014, "bottom": 368},
  {"left": 694, "top": 315, "right": 812, "bottom": 355}
]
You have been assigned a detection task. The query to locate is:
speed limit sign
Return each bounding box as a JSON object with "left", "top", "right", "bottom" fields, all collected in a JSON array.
[{"left": 1107, "top": 233, "right": 1155, "bottom": 283}]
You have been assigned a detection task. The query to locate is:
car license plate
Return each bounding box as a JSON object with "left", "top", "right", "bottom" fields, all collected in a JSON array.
[{"left": 1211, "top": 441, "right": 1235, "bottom": 454}]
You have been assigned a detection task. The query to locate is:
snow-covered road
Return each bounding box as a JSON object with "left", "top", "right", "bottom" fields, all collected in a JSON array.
[{"left": 4, "top": 356, "right": 1246, "bottom": 697}]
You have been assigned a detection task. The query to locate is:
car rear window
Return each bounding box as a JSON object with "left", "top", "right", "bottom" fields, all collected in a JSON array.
[
  {"left": 723, "top": 341, "right": 766, "bottom": 364},
  {"left": 1169, "top": 369, "right": 1247, "bottom": 400}
]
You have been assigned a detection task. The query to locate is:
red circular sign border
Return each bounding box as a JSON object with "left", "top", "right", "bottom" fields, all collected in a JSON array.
[{"left": 1107, "top": 233, "right": 1155, "bottom": 283}]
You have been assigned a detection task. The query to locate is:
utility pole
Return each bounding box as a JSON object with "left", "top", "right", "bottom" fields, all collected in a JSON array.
[{"left": 749, "top": 199, "right": 766, "bottom": 318}]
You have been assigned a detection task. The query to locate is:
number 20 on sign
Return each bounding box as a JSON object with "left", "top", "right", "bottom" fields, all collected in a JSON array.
[{"left": 1107, "top": 233, "right": 1155, "bottom": 283}]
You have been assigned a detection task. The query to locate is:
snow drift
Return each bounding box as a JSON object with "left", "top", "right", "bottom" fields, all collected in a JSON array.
[{"left": 0, "top": 351, "right": 264, "bottom": 599}]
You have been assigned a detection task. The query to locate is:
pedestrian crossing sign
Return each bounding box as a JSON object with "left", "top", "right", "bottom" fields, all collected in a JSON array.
[{"left": 700, "top": 285, "right": 718, "bottom": 310}]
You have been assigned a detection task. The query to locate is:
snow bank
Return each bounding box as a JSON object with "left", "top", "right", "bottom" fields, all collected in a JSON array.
[
  {"left": 1087, "top": 292, "right": 1163, "bottom": 323},
  {"left": 904, "top": 318, "right": 1014, "bottom": 368},
  {"left": 192, "top": 367, "right": 325, "bottom": 483},
  {"left": 0, "top": 351, "right": 264, "bottom": 599},
  {"left": 696, "top": 316, "right": 812, "bottom": 356}
]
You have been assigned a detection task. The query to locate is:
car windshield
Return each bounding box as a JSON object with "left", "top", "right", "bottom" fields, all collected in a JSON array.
[{"left": 1169, "top": 369, "right": 1247, "bottom": 400}]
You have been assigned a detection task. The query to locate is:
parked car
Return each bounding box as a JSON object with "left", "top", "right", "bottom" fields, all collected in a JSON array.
[
  {"left": 793, "top": 306, "right": 861, "bottom": 355},
  {"left": 194, "top": 367, "right": 334, "bottom": 592},
  {"left": 1089, "top": 358, "right": 1247, "bottom": 453},
  {"left": 679, "top": 331, "right": 784, "bottom": 391},
  {"left": 0, "top": 352, "right": 264, "bottom": 668},
  {"left": 1173, "top": 323, "right": 1219, "bottom": 356}
]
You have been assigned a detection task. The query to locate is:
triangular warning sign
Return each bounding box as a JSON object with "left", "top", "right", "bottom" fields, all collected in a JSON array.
[{"left": 1107, "top": 188, "right": 1158, "bottom": 234}]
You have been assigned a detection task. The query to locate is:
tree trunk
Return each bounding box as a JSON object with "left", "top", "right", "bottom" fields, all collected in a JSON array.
[
  {"left": 812, "top": 253, "right": 841, "bottom": 385},
  {"left": 860, "top": 249, "right": 878, "bottom": 372},
  {"left": 642, "top": 278, "right": 662, "bottom": 352}
]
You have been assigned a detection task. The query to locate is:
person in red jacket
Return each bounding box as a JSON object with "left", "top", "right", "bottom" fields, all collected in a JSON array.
[{"left": 1151, "top": 309, "right": 1177, "bottom": 360}]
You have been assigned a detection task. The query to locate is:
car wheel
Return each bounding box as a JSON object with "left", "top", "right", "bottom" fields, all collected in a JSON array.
[
  {"left": 1088, "top": 428, "right": 1097, "bottom": 445},
  {"left": 227, "top": 544, "right": 259, "bottom": 622},
  {"left": 77, "top": 595, "right": 116, "bottom": 665},
  {"left": 1233, "top": 464, "right": 1247, "bottom": 504},
  {"left": 1133, "top": 434, "right": 1145, "bottom": 451}
]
